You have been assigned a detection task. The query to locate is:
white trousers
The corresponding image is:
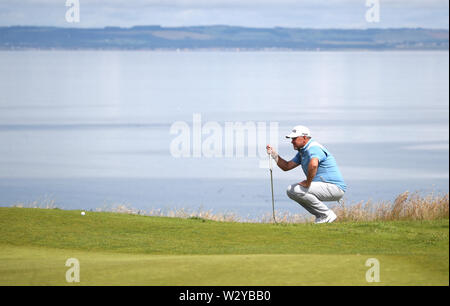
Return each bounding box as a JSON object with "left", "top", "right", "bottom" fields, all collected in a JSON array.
[{"left": 286, "top": 182, "right": 345, "bottom": 218}]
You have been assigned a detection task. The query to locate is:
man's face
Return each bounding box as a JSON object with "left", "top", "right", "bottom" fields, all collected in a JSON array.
[{"left": 291, "top": 136, "right": 309, "bottom": 150}]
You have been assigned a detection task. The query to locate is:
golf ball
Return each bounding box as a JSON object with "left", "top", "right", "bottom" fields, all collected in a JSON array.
[{"left": 81, "top": 211, "right": 86, "bottom": 216}]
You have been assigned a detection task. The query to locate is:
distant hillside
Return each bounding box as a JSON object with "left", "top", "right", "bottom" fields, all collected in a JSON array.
[{"left": 0, "top": 26, "right": 448, "bottom": 50}]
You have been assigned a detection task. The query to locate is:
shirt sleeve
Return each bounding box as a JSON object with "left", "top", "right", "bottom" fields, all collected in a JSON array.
[
  {"left": 290, "top": 152, "right": 301, "bottom": 164},
  {"left": 308, "top": 146, "right": 327, "bottom": 163}
]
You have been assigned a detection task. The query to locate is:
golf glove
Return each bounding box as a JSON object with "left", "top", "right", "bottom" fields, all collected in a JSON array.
[{"left": 267, "top": 145, "right": 279, "bottom": 163}]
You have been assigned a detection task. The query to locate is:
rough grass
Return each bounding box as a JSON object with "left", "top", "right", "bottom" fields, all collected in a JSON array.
[
  {"left": 10, "top": 192, "right": 449, "bottom": 224},
  {"left": 334, "top": 192, "right": 449, "bottom": 222},
  {"left": 0, "top": 207, "right": 448, "bottom": 285}
]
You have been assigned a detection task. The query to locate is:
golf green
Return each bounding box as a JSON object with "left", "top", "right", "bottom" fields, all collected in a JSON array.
[{"left": 0, "top": 207, "right": 448, "bottom": 285}]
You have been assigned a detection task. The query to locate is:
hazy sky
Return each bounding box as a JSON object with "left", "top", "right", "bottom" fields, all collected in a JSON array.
[{"left": 0, "top": 0, "right": 448, "bottom": 29}]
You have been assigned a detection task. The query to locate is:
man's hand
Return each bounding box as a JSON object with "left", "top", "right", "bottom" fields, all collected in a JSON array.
[
  {"left": 300, "top": 158, "right": 319, "bottom": 188},
  {"left": 266, "top": 144, "right": 279, "bottom": 162},
  {"left": 266, "top": 144, "right": 300, "bottom": 172},
  {"left": 299, "top": 180, "right": 310, "bottom": 188}
]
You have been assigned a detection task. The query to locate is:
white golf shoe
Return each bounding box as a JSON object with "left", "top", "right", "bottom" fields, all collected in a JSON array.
[{"left": 315, "top": 211, "right": 337, "bottom": 224}]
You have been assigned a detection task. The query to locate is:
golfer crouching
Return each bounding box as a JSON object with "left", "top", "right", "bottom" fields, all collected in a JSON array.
[{"left": 266, "top": 125, "right": 346, "bottom": 224}]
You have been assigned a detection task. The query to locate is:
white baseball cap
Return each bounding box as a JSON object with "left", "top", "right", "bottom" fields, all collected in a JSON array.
[{"left": 285, "top": 125, "right": 311, "bottom": 139}]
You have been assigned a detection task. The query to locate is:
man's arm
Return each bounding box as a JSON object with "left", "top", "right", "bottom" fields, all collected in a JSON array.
[
  {"left": 276, "top": 156, "right": 300, "bottom": 171},
  {"left": 300, "top": 158, "right": 319, "bottom": 188},
  {"left": 266, "top": 144, "right": 299, "bottom": 171}
]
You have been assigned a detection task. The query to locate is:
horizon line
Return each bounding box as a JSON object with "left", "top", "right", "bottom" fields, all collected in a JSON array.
[{"left": 1, "top": 24, "right": 449, "bottom": 31}]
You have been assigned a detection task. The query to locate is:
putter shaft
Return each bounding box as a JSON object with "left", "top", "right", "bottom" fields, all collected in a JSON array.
[{"left": 269, "top": 157, "right": 276, "bottom": 224}]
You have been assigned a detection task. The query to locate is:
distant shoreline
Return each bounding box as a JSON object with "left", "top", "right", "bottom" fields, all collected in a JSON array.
[
  {"left": 1, "top": 26, "right": 448, "bottom": 51},
  {"left": 1, "top": 48, "right": 449, "bottom": 52}
]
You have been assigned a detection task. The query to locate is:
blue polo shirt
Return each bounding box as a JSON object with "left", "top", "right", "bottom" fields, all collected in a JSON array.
[{"left": 290, "top": 139, "right": 347, "bottom": 192}]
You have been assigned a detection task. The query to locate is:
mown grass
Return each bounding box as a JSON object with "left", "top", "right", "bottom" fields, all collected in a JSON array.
[{"left": 0, "top": 207, "right": 448, "bottom": 285}]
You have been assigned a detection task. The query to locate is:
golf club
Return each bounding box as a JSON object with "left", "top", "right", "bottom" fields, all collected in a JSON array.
[{"left": 268, "top": 154, "right": 277, "bottom": 224}]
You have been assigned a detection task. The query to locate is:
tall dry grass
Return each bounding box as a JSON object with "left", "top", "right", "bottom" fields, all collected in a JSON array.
[
  {"left": 71, "top": 191, "right": 450, "bottom": 223},
  {"left": 100, "top": 204, "right": 242, "bottom": 223},
  {"left": 10, "top": 191, "right": 448, "bottom": 224},
  {"left": 11, "top": 195, "right": 57, "bottom": 210},
  {"left": 333, "top": 191, "right": 449, "bottom": 222}
]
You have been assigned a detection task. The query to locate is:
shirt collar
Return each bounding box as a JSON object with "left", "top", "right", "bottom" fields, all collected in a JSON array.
[{"left": 300, "top": 138, "right": 314, "bottom": 151}]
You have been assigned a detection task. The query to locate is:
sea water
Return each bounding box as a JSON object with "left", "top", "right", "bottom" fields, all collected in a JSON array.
[{"left": 0, "top": 51, "right": 448, "bottom": 218}]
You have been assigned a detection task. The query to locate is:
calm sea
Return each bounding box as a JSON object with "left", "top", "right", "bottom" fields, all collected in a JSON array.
[{"left": 0, "top": 51, "right": 448, "bottom": 218}]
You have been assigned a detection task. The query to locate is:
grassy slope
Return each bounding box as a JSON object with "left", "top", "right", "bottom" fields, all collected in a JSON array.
[{"left": 0, "top": 207, "right": 448, "bottom": 285}]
